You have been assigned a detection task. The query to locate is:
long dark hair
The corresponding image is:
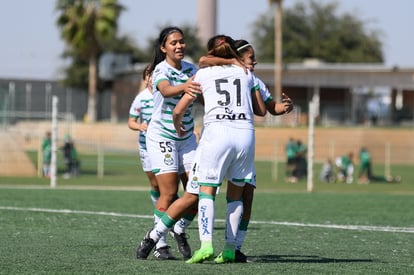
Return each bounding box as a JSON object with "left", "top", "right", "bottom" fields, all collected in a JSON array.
[
  {"left": 206, "top": 35, "right": 238, "bottom": 59},
  {"left": 142, "top": 64, "right": 151, "bottom": 81},
  {"left": 149, "top": 26, "right": 184, "bottom": 74}
]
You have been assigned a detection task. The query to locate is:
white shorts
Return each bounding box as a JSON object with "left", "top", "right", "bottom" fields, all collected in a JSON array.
[
  {"left": 139, "top": 147, "right": 151, "bottom": 172},
  {"left": 191, "top": 164, "right": 257, "bottom": 195},
  {"left": 249, "top": 165, "right": 257, "bottom": 188},
  {"left": 186, "top": 123, "right": 255, "bottom": 194},
  {"left": 146, "top": 132, "right": 197, "bottom": 175}
]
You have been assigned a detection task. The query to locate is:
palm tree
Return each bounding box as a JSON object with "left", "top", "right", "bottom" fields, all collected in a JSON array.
[{"left": 56, "top": 0, "right": 124, "bottom": 122}]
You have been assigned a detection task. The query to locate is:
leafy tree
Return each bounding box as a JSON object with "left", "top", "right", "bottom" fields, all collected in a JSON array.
[
  {"left": 104, "top": 35, "right": 149, "bottom": 63},
  {"left": 59, "top": 49, "right": 89, "bottom": 89},
  {"left": 253, "top": 0, "right": 384, "bottom": 63},
  {"left": 56, "top": 0, "right": 124, "bottom": 122},
  {"left": 180, "top": 25, "right": 206, "bottom": 62},
  {"left": 59, "top": 35, "right": 147, "bottom": 90}
]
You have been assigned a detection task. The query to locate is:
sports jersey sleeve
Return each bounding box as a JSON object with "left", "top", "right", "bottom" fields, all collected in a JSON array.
[
  {"left": 152, "top": 66, "right": 169, "bottom": 89},
  {"left": 253, "top": 74, "right": 273, "bottom": 104},
  {"left": 129, "top": 94, "right": 141, "bottom": 119}
]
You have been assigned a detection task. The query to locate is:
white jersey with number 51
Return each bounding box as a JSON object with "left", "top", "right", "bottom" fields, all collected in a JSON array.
[{"left": 194, "top": 64, "right": 258, "bottom": 129}]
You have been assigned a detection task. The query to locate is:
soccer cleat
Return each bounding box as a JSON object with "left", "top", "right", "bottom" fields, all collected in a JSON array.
[
  {"left": 214, "top": 250, "right": 235, "bottom": 264},
  {"left": 170, "top": 230, "right": 191, "bottom": 259},
  {"left": 185, "top": 246, "right": 214, "bottom": 264},
  {"left": 234, "top": 250, "right": 248, "bottom": 263},
  {"left": 136, "top": 230, "right": 156, "bottom": 260},
  {"left": 153, "top": 246, "right": 176, "bottom": 260}
]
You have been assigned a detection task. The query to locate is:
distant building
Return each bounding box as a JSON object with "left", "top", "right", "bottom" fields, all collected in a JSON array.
[
  {"left": 111, "top": 61, "right": 414, "bottom": 126},
  {"left": 2, "top": 62, "right": 414, "bottom": 126}
]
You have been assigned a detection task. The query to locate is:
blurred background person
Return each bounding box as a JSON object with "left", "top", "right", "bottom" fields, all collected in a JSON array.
[
  {"left": 285, "top": 137, "right": 298, "bottom": 183},
  {"left": 358, "top": 147, "right": 372, "bottom": 183},
  {"left": 320, "top": 158, "right": 335, "bottom": 183},
  {"left": 41, "top": 131, "right": 52, "bottom": 178},
  {"left": 335, "top": 152, "right": 354, "bottom": 184},
  {"left": 294, "top": 139, "right": 307, "bottom": 181},
  {"left": 61, "top": 134, "right": 79, "bottom": 178}
]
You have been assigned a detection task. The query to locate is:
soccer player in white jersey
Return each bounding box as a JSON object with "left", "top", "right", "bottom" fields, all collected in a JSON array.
[
  {"left": 197, "top": 39, "right": 294, "bottom": 262},
  {"left": 128, "top": 64, "right": 159, "bottom": 205},
  {"left": 129, "top": 65, "right": 175, "bottom": 258},
  {"left": 182, "top": 35, "right": 267, "bottom": 264},
  {"left": 136, "top": 34, "right": 266, "bottom": 263},
  {"left": 139, "top": 26, "right": 202, "bottom": 260}
]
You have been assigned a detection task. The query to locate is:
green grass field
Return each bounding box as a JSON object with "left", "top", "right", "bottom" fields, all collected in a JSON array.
[
  {"left": 0, "top": 152, "right": 413, "bottom": 274},
  {"left": 4, "top": 150, "right": 414, "bottom": 193}
]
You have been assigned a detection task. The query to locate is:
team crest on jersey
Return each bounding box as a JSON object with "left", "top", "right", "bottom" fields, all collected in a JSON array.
[
  {"left": 164, "top": 153, "right": 174, "bottom": 166},
  {"left": 190, "top": 176, "right": 199, "bottom": 189}
]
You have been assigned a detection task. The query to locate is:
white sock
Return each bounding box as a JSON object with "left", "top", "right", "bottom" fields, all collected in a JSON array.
[
  {"left": 226, "top": 200, "right": 243, "bottom": 247},
  {"left": 152, "top": 214, "right": 168, "bottom": 249},
  {"left": 173, "top": 217, "right": 191, "bottom": 235},
  {"left": 198, "top": 196, "right": 215, "bottom": 242},
  {"left": 235, "top": 229, "right": 247, "bottom": 250},
  {"left": 235, "top": 219, "right": 249, "bottom": 250}
]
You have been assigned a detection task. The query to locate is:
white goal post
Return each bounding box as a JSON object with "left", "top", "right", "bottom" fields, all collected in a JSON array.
[{"left": 307, "top": 100, "right": 316, "bottom": 192}]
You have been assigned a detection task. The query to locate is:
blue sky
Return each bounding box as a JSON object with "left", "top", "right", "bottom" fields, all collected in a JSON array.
[{"left": 0, "top": 0, "right": 412, "bottom": 79}]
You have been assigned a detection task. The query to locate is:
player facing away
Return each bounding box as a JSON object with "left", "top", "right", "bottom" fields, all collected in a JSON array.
[
  {"left": 136, "top": 34, "right": 266, "bottom": 264},
  {"left": 198, "top": 38, "right": 293, "bottom": 262}
]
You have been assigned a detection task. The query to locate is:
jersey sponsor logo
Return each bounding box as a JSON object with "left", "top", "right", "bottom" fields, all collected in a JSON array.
[
  {"left": 163, "top": 153, "right": 174, "bottom": 166},
  {"left": 216, "top": 113, "right": 247, "bottom": 120},
  {"left": 168, "top": 67, "right": 195, "bottom": 81},
  {"left": 205, "top": 168, "right": 218, "bottom": 181},
  {"left": 216, "top": 107, "right": 247, "bottom": 121}
]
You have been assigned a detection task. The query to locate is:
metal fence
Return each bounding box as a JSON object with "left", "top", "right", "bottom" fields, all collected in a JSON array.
[{"left": 0, "top": 79, "right": 115, "bottom": 126}]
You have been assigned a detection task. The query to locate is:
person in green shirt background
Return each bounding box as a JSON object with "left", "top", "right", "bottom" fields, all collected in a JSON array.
[
  {"left": 295, "top": 139, "right": 307, "bottom": 180},
  {"left": 42, "top": 131, "right": 52, "bottom": 178},
  {"left": 61, "top": 134, "right": 80, "bottom": 178},
  {"left": 285, "top": 137, "right": 298, "bottom": 183},
  {"left": 358, "top": 147, "right": 372, "bottom": 183},
  {"left": 358, "top": 147, "right": 401, "bottom": 184}
]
